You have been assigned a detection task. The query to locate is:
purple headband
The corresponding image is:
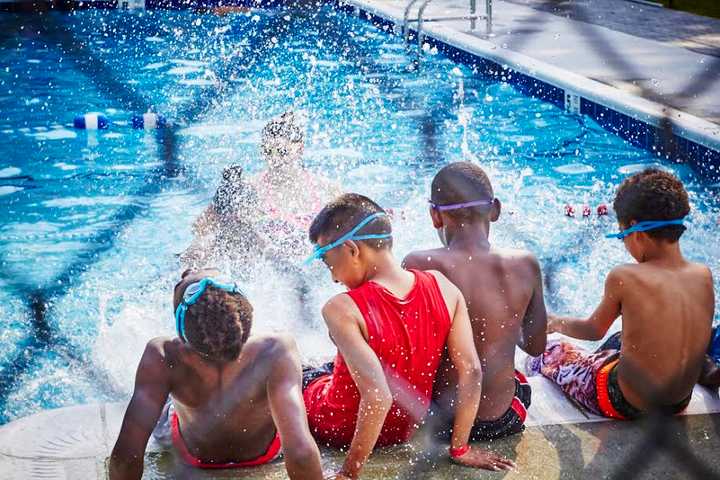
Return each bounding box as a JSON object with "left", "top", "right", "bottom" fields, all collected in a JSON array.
[{"left": 428, "top": 198, "right": 494, "bottom": 211}]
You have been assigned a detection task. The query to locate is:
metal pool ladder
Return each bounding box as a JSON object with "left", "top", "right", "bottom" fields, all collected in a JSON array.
[{"left": 403, "top": 0, "right": 492, "bottom": 51}]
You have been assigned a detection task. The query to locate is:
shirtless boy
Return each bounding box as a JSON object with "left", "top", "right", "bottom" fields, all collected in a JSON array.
[
  {"left": 532, "top": 168, "right": 715, "bottom": 419},
  {"left": 404, "top": 162, "right": 547, "bottom": 440},
  {"left": 109, "top": 268, "right": 323, "bottom": 479},
  {"left": 302, "top": 193, "right": 514, "bottom": 479}
]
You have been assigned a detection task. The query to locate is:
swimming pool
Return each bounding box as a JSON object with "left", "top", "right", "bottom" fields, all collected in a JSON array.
[{"left": 0, "top": 4, "right": 718, "bottom": 425}]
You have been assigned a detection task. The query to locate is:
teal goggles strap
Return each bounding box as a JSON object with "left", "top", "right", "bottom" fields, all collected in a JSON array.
[
  {"left": 606, "top": 218, "right": 686, "bottom": 240},
  {"left": 175, "top": 278, "right": 244, "bottom": 343},
  {"left": 305, "top": 212, "right": 392, "bottom": 264}
]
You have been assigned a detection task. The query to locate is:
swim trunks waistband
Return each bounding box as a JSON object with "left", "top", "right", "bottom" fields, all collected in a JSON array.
[
  {"left": 170, "top": 412, "right": 282, "bottom": 469},
  {"left": 596, "top": 360, "right": 691, "bottom": 420},
  {"left": 468, "top": 370, "right": 532, "bottom": 441}
]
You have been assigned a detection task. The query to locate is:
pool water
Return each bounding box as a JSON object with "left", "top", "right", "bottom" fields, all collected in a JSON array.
[{"left": 0, "top": 5, "right": 718, "bottom": 424}]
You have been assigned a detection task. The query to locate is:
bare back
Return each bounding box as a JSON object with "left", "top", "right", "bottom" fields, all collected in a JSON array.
[
  {"left": 614, "top": 261, "right": 714, "bottom": 409},
  {"left": 162, "top": 336, "right": 284, "bottom": 463},
  {"left": 405, "top": 246, "right": 546, "bottom": 420}
]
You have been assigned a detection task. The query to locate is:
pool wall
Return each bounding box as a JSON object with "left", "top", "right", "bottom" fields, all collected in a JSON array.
[
  {"left": 2, "top": 0, "right": 719, "bottom": 182},
  {"left": 332, "top": 0, "right": 720, "bottom": 183}
]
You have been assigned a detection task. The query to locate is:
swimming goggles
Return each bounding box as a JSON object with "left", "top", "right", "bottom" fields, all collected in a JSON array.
[
  {"left": 428, "top": 198, "right": 494, "bottom": 211},
  {"left": 304, "top": 212, "right": 392, "bottom": 264},
  {"left": 605, "top": 218, "right": 686, "bottom": 240},
  {"left": 175, "top": 277, "right": 245, "bottom": 343}
]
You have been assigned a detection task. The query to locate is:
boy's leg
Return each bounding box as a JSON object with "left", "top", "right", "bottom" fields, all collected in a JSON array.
[{"left": 528, "top": 341, "right": 617, "bottom": 415}]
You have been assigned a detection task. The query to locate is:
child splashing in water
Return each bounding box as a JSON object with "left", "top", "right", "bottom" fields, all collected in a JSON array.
[
  {"left": 530, "top": 169, "right": 715, "bottom": 419},
  {"left": 110, "top": 268, "right": 323, "bottom": 479},
  {"left": 182, "top": 111, "right": 342, "bottom": 268}
]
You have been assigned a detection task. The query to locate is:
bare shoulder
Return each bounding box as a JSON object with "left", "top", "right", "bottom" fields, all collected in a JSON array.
[
  {"left": 321, "top": 293, "right": 362, "bottom": 327},
  {"left": 139, "top": 337, "right": 175, "bottom": 374},
  {"left": 402, "top": 248, "right": 447, "bottom": 271},
  {"left": 242, "top": 333, "right": 299, "bottom": 361},
  {"left": 688, "top": 261, "right": 714, "bottom": 280},
  {"left": 491, "top": 247, "right": 541, "bottom": 276}
]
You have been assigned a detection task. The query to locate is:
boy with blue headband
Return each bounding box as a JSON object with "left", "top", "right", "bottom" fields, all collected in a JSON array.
[
  {"left": 302, "top": 193, "right": 514, "bottom": 479},
  {"left": 403, "top": 162, "right": 547, "bottom": 441},
  {"left": 110, "top": 268, "right": 323, "bottom": 479},
  {"left": 531, "top": 168, "right": 715, "bottom": 419}
]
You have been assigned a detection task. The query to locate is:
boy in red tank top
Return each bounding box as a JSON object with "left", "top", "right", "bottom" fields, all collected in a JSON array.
[{"left": 303, "top": 193, "right": 514, "bottom": 479}]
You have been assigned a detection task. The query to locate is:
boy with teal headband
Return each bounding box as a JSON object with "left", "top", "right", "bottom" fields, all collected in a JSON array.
[
  {"left": 110, "top": 268, "right": 323, "bottom": 479},
  {"left": 530, "top": 168, "right": 715, "bottom": 419},
  {"left": 302, "top": 193, "right": 514, "bottom": 479},
  {"left": 404, "top": 162, "right": 547, "bottom": 441}
]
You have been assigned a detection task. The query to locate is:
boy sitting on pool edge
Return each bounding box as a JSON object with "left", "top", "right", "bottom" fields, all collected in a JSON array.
[
  {"left": 302, "top": 193, "right": 514, "bottom": 479},
  {"left": 530, "top": 168, "right": 715, "bottom": 419},
  {"left": 109, "top": 268, "right": 323, "bottom": 479},
  {"left": 403, "top": 162, "right": 547, "bottom": 441}
]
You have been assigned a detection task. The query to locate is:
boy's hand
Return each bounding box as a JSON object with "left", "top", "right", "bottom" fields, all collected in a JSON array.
[{"left": 451, "top": 447, "right": 516, "bottom": 471}]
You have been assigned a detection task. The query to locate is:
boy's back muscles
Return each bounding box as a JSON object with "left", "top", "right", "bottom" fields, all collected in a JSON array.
[
  {"left": 403, "top": 247, "right": 547, "bottom": 421},
  {"left": 610, "top": 262, "right": 714, "bottom": 409},
  {"left": 110, "top": 334, "right": 322, "bottom": 480}
]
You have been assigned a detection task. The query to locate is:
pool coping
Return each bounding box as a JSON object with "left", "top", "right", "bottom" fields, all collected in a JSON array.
[{"left": 330, "top": 0, "right": 720, "bottom": 182}]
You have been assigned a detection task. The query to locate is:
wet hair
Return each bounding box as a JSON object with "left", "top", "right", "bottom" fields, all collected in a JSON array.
[
  {"left": 308, "top": 193, "right": 392, "bottom": 250},
  {"left": 430, "top": 162, "right": 494, "bottom": 221},
  {"left": 213, "top": 165, "right": 244, "bottom": 217},
  {"left": 613, "top": 168, "right": 690, "bottom": 242},
  {"left": 261, "top": 111, "right": 304, "bottom": 150},
  {"left": 184, "top": 286, "right": 253, "bottom": 363}
]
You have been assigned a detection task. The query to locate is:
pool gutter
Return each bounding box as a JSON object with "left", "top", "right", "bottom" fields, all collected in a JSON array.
[{"left": 332, "top": 0, "right": 720, "bottom": 181}]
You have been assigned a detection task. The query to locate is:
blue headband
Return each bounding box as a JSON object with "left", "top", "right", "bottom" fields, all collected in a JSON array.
[
  {"left": 305, "top": 212, "right": 392, "bottom": 264},
  {"left": 175, "top": 278, "right": 245, "bottom": 343},
  {"left": 606, "top": 218, "right": 686, "bottom": 240},
  {"left": 428, "top": 198, "right": 494, "bottom": 211}
]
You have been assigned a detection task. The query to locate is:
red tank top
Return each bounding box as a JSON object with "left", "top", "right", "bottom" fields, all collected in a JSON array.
[{"left": 303, "top": 270, "right": 452, "bottom": 448}]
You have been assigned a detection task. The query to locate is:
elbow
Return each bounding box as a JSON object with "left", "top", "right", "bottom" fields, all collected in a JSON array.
[
  {"left": 459, "top": 362, "right": 483, "bottom": 389},
  {"left": 525, "top": 336, "right": 547, "bottom": 357},
  {"left": 285, "top": 442, "right": 322, "bottom": 473}
]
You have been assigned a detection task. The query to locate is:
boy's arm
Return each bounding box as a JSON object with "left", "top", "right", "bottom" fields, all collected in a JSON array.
[
  {"left": 266, "top": 336, "right": 323, "bottom": 480},
  {"left": 432, "top": 273, "right": 515, "bottom": 471},
  {"left": 322, "top": 295, "right": 393, "bottom": 480},
  {"left": 518, "top": 255, "right": 548, "bottom": 356},
  {"left": 548, "top": 267, "right": 623, "bottom": 341},
  {"left": 109, "top": 341, "right": 171, "bottom": 480}
]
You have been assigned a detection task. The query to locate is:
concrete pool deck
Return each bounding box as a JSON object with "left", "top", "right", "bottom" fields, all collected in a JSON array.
[
  {"left": 0, "top": 374, "right": 719, "bottom": 479},
  {"left": 344, "top": 0, "right": 720, "bottom": 148}
]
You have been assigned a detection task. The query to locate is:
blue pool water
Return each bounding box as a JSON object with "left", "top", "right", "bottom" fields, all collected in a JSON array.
[{"left": 0, "top": 6, "right": 718, "bottom": 424}]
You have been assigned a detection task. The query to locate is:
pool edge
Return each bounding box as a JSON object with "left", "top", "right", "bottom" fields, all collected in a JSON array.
[{"left": 334, "top": 0, "right": 720, "bottom": 182}]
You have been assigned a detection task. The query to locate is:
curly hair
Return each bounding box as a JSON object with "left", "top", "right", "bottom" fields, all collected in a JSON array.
[
  {"left": 184, "top": 286, "right": 253, "bottom": 363},
  {"left": 613, "top": 168, "right": 690, "bottom": 242},
  {"left": 308, "top": 193, "right": 392, "bottom": 250},
  {"left": 430, "top": 162, "right": 494, "bottom": 221}
]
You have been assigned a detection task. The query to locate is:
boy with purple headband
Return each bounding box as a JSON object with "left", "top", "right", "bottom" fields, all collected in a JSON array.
[
  {"left": 404, "top": 162, "right": 547, "bottom": 441},
  {"left": 532, "top": 169, "right": 714, "bottom": 419}
]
